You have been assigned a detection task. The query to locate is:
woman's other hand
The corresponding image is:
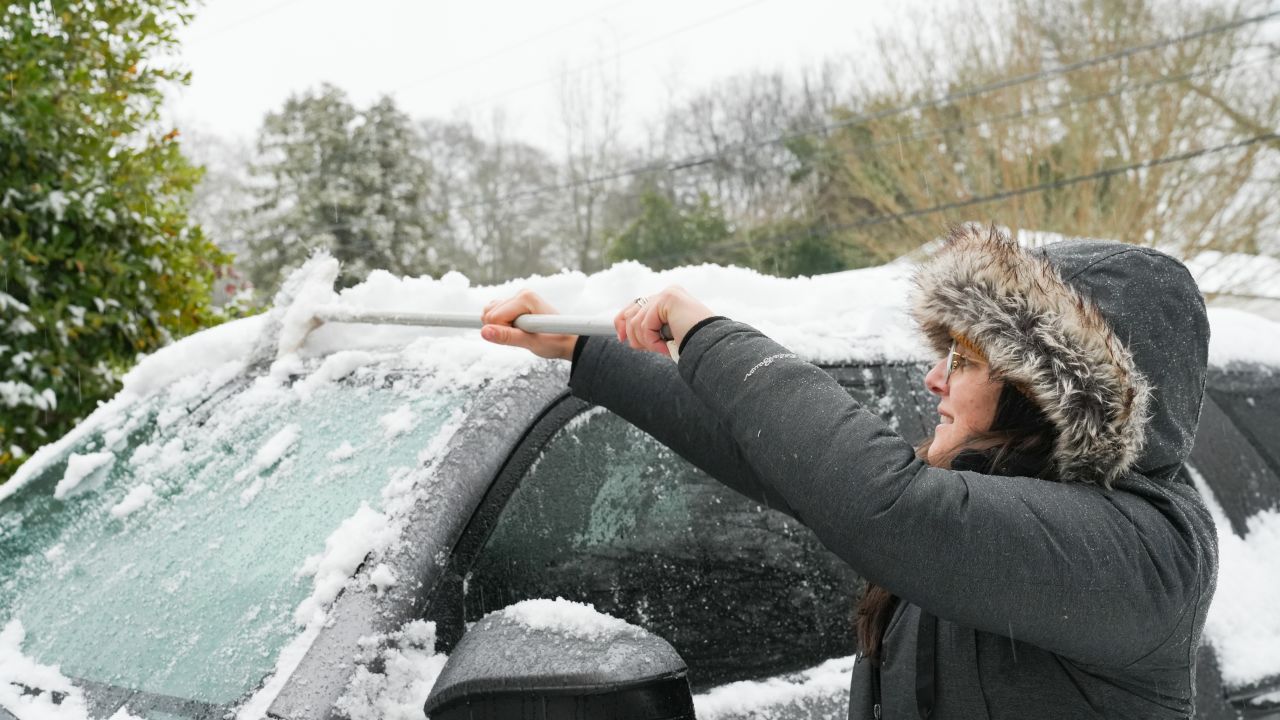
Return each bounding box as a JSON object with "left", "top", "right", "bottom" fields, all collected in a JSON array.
[
  {"left": 615, "top": 285, "right": 715, "bottom": 359},
  {"left": 479, "top": 290, "right": 576, "bottom": 360}
]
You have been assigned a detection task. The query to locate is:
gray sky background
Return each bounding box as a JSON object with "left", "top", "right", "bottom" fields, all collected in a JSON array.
[{"left": 167, "top": 0, "right": 936, "bottom": 151}]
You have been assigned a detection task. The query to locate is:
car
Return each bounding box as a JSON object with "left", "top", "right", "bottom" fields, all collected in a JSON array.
[{"left": 2, "top": 247, "right": 1278, "bottom": 720}]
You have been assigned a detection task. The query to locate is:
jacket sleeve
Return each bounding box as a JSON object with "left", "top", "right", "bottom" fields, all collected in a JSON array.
[
  {"left": 568, "top": 334, "right": 798, "bottom": 519},
  {"left": 674, "top": 319, "right": 1205, "bottom": 667}
]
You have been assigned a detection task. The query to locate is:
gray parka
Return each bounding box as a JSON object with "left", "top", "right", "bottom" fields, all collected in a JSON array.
[{"left": 568, "top": 231, "right": 1218, "bottom": 719}]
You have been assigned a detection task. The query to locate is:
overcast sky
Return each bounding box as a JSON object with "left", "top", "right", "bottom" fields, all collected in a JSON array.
[{"left": 167, "top": 0, "right": 937, "bottom": 151}]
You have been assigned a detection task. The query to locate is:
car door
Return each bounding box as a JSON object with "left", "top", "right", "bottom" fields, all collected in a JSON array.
[{"left": 424, "top": 362, "right": 932, "bottom": 719}]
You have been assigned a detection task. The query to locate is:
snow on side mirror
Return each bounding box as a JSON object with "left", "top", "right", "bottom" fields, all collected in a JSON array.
[{"left": 424, "top": 598, "right": 695, "bottom": 720}]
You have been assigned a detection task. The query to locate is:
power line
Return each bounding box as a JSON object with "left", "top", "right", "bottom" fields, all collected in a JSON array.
[
  {"left": 268, "top": 48, "right": 1278, "bottom": 261},
  {"left": 816, "top": 50, "right": 1278, "bottom": 167},
  {"left": 440, "top": 8, "right": 1280, "bottom": 215},
  {"left": 636, "top": 132, "right": 1280, "bottom": 265},
  {"left": 437, "top": 47, "right": 1276, "bottom": 216},
  {"left": 739, "top": 8, "right": 1280, "bottom": 159},
  {"left": 238, "top": 35, "right": 1279, "bottom": 261}
]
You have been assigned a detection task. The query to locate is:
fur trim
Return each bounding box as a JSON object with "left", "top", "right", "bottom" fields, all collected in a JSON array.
[{"left": 911, "top": 224, "right": 1152, "bottom": 486}]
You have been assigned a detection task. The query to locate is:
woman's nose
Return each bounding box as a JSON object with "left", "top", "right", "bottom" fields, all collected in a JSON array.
[{"left": 924, "top": 359, "right": 947, "bottom": 396}]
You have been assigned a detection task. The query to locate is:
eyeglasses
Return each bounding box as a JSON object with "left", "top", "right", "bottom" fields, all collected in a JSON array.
[{"left": 943, "top": 340, "right": 977, "bottom": 384}]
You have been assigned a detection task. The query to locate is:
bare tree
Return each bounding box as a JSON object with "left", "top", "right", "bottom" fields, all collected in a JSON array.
[
  {"left": 554, "top": 55, "right": 624, "bottom": 273},
  {"left": 809, "top": 0, "right": 1280, "bottom": 263}
]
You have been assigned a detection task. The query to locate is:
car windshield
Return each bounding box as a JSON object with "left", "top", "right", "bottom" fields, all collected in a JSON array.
[{"left": 0, "top": 365, "right": 466, "bottom": 716}]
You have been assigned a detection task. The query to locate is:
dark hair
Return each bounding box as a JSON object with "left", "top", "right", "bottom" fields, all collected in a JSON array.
[{"left": 853, "top": 382, "right": 1057, "bottom": 661}]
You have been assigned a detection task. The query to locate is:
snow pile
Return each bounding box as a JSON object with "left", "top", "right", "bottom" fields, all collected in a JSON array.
[
  {"left": 242, "top": 424, "right": 301, "bottom": 476},
  {"left": 295, "top": 252, "right": 1280, "bottom": 369},
  {"left": 500, "top": 598, "right": 642, "bottom": 640},
  {"left": 52, "top": 452, "right": 115, "bottom": 500},
  {"left": 1188, "top": 465, "right": 1280, "bottom": 688},
  {"left": 293, "top": 351, "right": 375, "bottom": 400},
  {"left": 368, "top": 564, "right": 398, "bottom": 595},
  {"left": 0, "top": 620, "right": 93, "bottom": 719},
  {"left": 302, "top": 261, "right": 926, "bottom": 365},
  {"left": 236, "top": 424, "right": 301, "bottom": 505},
  {"left": 120, "top": 314, "right": 264, "bottom": 400},
  {"left": 693, "top": 655, "right": 855, "bottom": 719},
  {"left": 271, "top": 254, "right": 340, "bottom": 360},
  {"left": 327, "top": 442, "right": 357, "bottom": 462},
  {"left": 334, "top": 620, "right": 447, "bottom": 720},
  {"left": 108, "top": 484, "right": 156, "bottom": 518},
  {"left": 377, "top": 405, "right": 417, "bottom": 439},
  {"left": 1205, "top": 309, "right": 1280, "bottom": 367},
  {"left": 292, "top": 503, "right": 398, "bottom": 626}
]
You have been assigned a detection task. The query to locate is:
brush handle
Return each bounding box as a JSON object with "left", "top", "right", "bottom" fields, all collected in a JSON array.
[{"left": 314, "top": 307, "right": 674, "bottom": 341}]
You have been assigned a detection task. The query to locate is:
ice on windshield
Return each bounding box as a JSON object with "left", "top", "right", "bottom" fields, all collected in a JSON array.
[{"left": 0, "top": 361, "right": 468, "bottom": 714}]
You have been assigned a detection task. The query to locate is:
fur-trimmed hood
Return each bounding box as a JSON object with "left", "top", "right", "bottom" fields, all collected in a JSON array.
[{"left": 911, "top": 225, "right": 1210, "bottom": 485}]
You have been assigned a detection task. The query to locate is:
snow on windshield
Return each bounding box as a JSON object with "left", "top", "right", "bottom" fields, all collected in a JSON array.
[{"left": 0, "top": 256, "right": 546, "bottom": 719}]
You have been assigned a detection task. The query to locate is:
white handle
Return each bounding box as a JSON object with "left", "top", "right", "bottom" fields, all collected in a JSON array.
[{"left": 314, "top": 306, "right": 673, "bottom": 340}]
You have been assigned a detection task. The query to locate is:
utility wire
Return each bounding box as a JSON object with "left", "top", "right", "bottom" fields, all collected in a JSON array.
[
  {"left": 440, "top": 8, "right": 1280, "bottom": 214},
  {"left": 636, "top": 132, "right": 1280, "bottom": 265},
  {"left": 705, "top": 50, "right": 1279, "bottom": 178},
  {"left": 246, "top": 46, "right": 1278, "bottom": 257}
]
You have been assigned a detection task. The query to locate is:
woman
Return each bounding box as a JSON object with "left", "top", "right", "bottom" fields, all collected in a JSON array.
[{"left": 480, "top": 224, "right": 1217, "bottom": 719}]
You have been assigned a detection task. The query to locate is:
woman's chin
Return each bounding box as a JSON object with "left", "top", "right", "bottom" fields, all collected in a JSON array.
[{"left": 929, "top": 429, "right": 955, "bottom": 465}]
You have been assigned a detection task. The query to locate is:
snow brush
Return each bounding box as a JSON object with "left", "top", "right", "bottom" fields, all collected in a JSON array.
[
  {"left": 254, "top": 255, "right": 678, "bottom": 362},
  {"left": 310, "top": 306, "right": 680, "bottom": 359}
]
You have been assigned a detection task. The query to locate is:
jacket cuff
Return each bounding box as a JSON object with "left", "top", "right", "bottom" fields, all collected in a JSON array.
[
  {"left": 568, "top": 335, "right": 606, "bottom": 401},
  {"left": 568, "top": 335, "right": 590, "bottom": 382},
  {"left": 679, "top": 315, "right": 728, "bottom": 355},
  {"left": 677, "top": 318, "right": 769, "bottom": 384}
]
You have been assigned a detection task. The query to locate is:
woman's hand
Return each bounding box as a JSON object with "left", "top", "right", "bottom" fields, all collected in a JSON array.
[
  {"left": 479, "top": 290, "right": 576, "bottom": 360},
  {"left": 615, "top": 285, "right": 715, "bottom": 359}
]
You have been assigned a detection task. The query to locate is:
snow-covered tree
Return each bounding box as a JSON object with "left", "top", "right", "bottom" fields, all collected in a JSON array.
[
  {"left": 245, "top": 86, "right": 441, "bottom": 291},
  {"left": 0, "top": 0, "right": 228, "bottom": 482}
]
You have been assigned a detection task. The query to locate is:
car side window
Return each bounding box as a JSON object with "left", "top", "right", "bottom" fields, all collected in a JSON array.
[{"left": 460, "top": 404, "right": 864, "bottom": 691}]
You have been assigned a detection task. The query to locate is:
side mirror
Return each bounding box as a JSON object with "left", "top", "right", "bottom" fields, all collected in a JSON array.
[{"left": 424, "top": 600, "right": 695, "bottom": 720}]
